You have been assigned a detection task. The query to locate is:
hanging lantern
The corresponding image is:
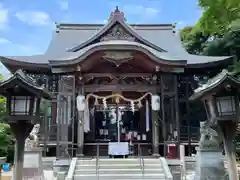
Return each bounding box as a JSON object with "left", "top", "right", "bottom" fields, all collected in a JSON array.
[
  {"left": 76, "top": 95, "right": 86, "bottom": 111},
  {"left": 151, "top": 95, "right": 160, "bottom": 111}
]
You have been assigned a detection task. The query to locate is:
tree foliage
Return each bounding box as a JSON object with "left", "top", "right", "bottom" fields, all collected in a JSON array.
[
  {"left": 196, "top": 0, "right": 240, "bottom": 36},
  {"left": 180, "top": 26, "right": 209, "bottom": 54},
  {"left": 0, "top": 123, "right": 14, "bottom": 163},
  {"left": 0, "top": 75, "right": 14, "bottom": 163}
]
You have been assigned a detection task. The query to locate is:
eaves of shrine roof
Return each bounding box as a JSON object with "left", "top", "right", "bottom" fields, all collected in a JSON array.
[{"left": 0, "top": 40, "right": 231, "bottom": 69}]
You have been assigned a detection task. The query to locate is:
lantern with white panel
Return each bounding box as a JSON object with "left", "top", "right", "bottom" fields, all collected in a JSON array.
[
  {"left": 151, "top": 94, "right": 160, "bottom": 111},
  {"left": 76, "top": 95, "right": 86, "bottom": 111},
  {"left": 215, "top": 95, "right": 238, "bottom": 117},
  {"left": 0, "top": 69, "right": 53, "bottom": 180}
]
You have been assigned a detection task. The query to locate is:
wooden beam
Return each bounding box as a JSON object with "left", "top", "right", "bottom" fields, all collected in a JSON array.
[
  {"left": 84, "top": 84, "right": 159, "bottom": 92},
  {"left": 83, "top": 73, "right": 153, "bottom": 78}
]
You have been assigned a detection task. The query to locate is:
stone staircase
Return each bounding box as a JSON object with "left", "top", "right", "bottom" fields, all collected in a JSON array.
[{"left": 73, "top": 158, "right": 169, "bottom": 180}]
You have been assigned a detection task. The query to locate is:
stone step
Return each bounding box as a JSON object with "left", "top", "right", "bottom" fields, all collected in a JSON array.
[
  {"left": 75, "top": 168, "right": 164, "bottom": 175},
  {"left": 75, "top": 164, "right": 162, "bottom": 169},
  {"left": 74, "top": 173, "right": 165, "bottom": 179},
  {"left": 73, "top": 158, "right": 167, "bottom": 180},
  {"left": 74, "top": 179, "right": 165, "bottom": 180}
]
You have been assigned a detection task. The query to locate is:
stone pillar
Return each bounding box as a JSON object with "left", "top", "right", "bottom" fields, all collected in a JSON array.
[
  {"left": 152, "top": 110, "right": 160, "bottom": 157},
  {"left": 77, "top": 111, "right": 84, "bottom": 157},
  {"left": 11, "top": 122, "right": 33, "bottom": 180}
]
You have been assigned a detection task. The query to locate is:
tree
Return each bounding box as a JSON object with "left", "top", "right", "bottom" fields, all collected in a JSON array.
[
  {"left": 196, "top": 0, "right": 240, "bottom": 36},
  {"left": 0, "top": 75, "right": 14, "bottom": 163},
  {"left": 0, "top": 124, "right": 14, "bottom": 163},
  {"left": 202, "top": 20, "right": 240, "bottom": 73},
  {"left": 180, "top": 26, "right": 209, "bottom": 54}
]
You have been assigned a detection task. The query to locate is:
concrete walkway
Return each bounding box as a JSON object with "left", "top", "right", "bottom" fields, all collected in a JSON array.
[{"left": 1, "top": 169, "right": 54, "bottom": 180}]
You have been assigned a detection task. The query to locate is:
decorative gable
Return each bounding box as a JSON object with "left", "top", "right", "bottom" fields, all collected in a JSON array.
[
  {"left": 100, "top": 24, "right": 135, "bottom": 41},
  {"left": 68, "top": 7, "right": 167, "bottom": 52}
]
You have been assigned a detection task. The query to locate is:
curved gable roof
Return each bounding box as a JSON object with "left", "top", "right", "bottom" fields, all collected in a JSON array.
[{"left": 68, "top": 8, "right": 167, "bottom": 53}]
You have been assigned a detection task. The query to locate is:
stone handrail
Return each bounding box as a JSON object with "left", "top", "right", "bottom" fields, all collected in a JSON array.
[
  {"left": 65, "top": 158, "right": 77, "bottom": 180},
  {"left": 159, "top": 157, "right": 173, "bottom": 180}
]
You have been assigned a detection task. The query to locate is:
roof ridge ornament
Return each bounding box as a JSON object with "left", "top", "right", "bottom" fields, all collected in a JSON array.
[{"left": 108, "top": 6, "right": 126, "bottom": 21}]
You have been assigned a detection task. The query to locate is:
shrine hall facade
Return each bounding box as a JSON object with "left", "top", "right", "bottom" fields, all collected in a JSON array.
[{"left": 0, "top": 8, "right": 232, "bottom": 157}]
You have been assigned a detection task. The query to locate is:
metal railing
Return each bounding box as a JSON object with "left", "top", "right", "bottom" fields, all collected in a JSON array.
[
  {"left": 96, "top": 143, "right": 100, "bottom": 180},
  {"left": 138, "top": 144, "right": 145, "bottom": 179}
]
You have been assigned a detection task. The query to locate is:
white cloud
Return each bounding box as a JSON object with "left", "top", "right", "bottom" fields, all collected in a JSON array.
[
  {"left": 59, "top": 0, "right": 69, "bottom": 11},
  {"left": 15, "top": 11, "right": 52, "bottom": 26},
  {"left": 0, "top": 37, "right": 11, "bottom": 44},
  {"left": 0, "top": 4, "right": 9, "bottom": 30},
  {"left": 95, "top": 19, "right": 108, "bottom": 24},
  {"left": 123, "top": 5, "right": 160, "bottom": 19}
]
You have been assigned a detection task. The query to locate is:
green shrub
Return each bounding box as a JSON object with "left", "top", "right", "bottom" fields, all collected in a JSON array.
[{"left": 0, "top": 123, "right": 14, "bottom": 164}]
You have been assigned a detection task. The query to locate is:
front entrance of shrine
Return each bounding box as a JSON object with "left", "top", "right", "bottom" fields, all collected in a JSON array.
[
  {"left": 82, "top": 92, "right": 156, "bottom": 157},
  {"left": 94, "top": 104, "right": 141, "bottom": 143}
]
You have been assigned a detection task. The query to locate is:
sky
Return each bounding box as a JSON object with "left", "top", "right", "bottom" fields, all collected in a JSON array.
[{"left": 0, "top": 0, "right": 203, "bottom": 77}]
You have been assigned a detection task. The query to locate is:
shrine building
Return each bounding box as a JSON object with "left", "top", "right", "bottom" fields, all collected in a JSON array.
[{"left": 0, "top": 7, "right": 232, "bottom": 158}]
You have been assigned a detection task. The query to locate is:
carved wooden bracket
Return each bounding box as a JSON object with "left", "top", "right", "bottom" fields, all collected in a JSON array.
[
  {"left": 102, "top": 51, "right": 133, "bottom": 67},
  {"left": 100, "top": 24, "right": 135, "bottom": 41}
]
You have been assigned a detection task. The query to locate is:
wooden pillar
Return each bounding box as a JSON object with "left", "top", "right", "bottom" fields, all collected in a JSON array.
[
  {"left": 43, "top": 100, "right": 48, "bottom": 157},
  {"left": 11, "top": 122, "right": 33, "bottom": 180},
  {"left": 219, "top": 121, "right": 239, "bottom": 180},
  {"left": 56, "top": 94, "right": 61, "bottom": 158},
  {"left": 186, "top": 77, "right": 191, "bottom": 156},
  {"left": 174, "top": 75, "right": 180, "bottom": 158},
  {"left": 151, "top": 91, "right": 160, "bottom": 157},
  {"left": 152, "top": 109, "right": 160, "bottom": 156},
  {"left": 160, "top": 76, "right": 167, "bottom": 157}
]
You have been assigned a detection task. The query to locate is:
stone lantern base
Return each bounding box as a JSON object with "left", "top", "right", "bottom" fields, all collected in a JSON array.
[
  {"left": 193, "top": 147, "right": 226, "bottom": 180},
  {"left": 23, "top": 148, "right": 44, "bottom": 180}
]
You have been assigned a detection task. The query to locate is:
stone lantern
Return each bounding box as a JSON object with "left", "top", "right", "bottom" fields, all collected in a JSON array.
[
  {"left": 0, "top": 69, "right": 52, "bottom": 180},
  {"left": 189, "top": 69, "right": 240, "bottom": 180}
]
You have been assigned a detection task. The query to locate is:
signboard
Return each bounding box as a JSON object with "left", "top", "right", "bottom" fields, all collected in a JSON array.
[
  {"left": 108, "top": 142, "right": 129, "bottom": 155},
  {"left": 23, "top": 153, "right": 40, "bottom": 168}
]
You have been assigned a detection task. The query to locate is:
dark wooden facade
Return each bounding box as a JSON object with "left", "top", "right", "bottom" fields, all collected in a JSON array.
[
  {"left": 0, "top": 7, "right": 232, "bottom": 158},
  {"left": 24, "top": 61, "right": 225, "bottom": 158}
]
